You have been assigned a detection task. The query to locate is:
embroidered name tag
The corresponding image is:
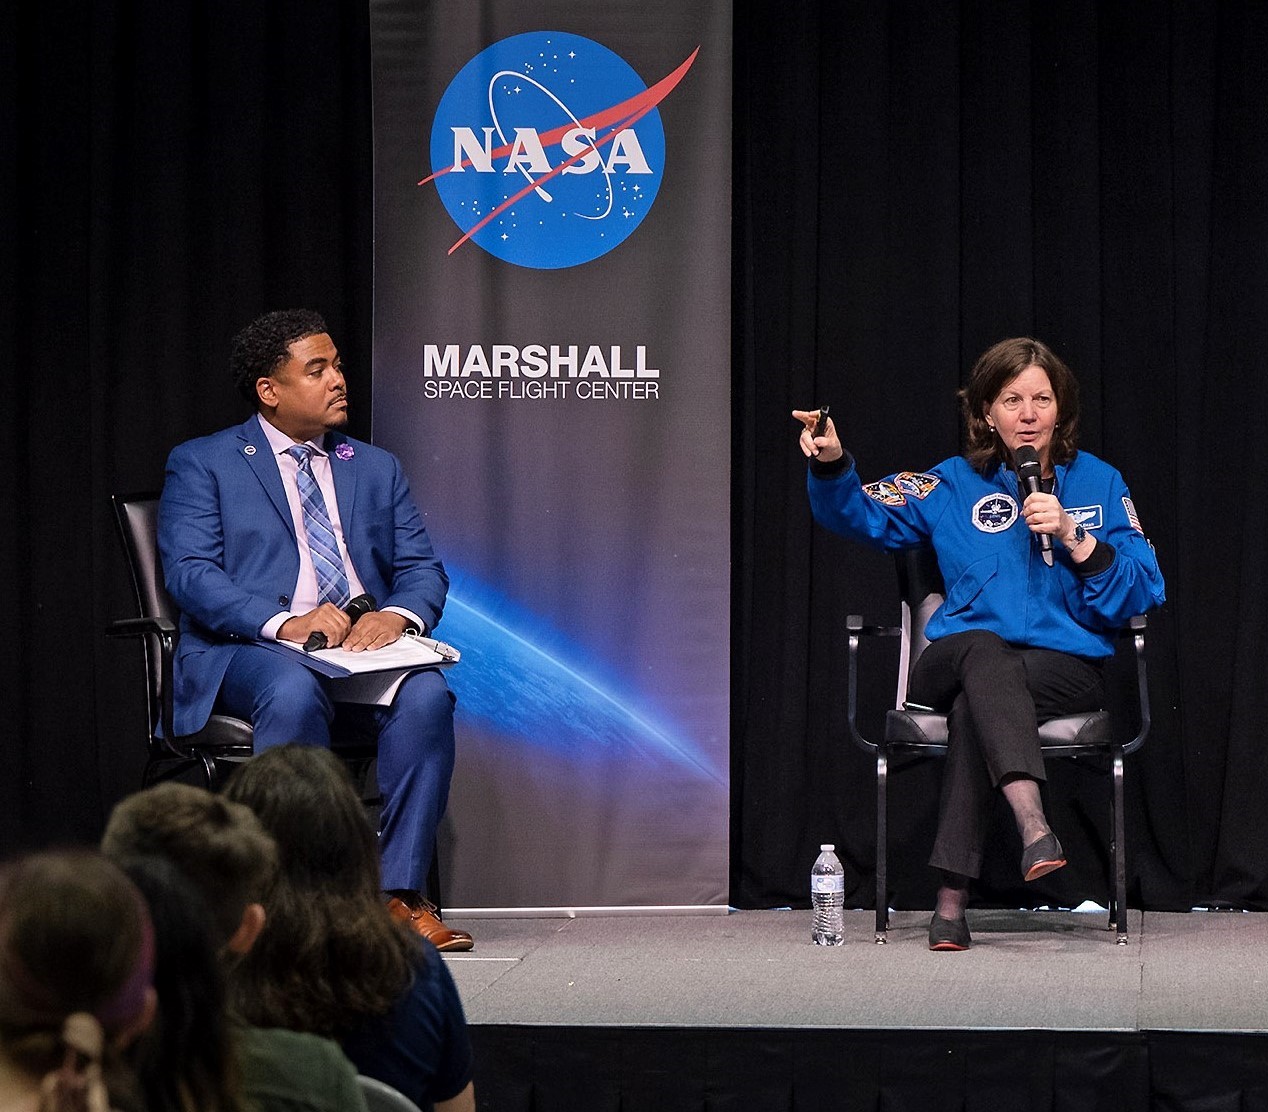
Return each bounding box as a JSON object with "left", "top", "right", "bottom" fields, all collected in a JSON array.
[
  {"left": 1066, "top": 504, "right": 1104, "bottom": 530},
  {"left": 972, "top": 493, "right": 1018, "bottom": 533}
]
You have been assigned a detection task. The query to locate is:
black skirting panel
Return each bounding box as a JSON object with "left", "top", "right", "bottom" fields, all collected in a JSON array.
[{"left": 471, "top": 1026, "right": 1268, "bottom": 1112}]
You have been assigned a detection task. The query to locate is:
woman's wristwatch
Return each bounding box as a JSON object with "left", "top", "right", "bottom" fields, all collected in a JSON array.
[{"left": 1064, "top": 522, "right": 1090, "bottom": 550}]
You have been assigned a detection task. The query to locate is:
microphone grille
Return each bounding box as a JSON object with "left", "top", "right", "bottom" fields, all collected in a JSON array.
[{"left": 1014, "top": 444, "right": 1042, "bottom": 475}]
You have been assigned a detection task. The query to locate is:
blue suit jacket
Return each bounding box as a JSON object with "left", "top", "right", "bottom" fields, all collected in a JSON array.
[{"left": 157, "top": 415, "right": 449, "bottom": 736}]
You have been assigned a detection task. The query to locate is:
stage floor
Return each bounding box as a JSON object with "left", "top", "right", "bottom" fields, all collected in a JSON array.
[{"left": 442, "top": 907, "right": 1268, "bottom": 1033}]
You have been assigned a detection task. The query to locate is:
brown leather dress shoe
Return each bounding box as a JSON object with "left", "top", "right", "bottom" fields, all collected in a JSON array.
[{"left": 385, "top": 892, "right": 474, "bottom": 952}]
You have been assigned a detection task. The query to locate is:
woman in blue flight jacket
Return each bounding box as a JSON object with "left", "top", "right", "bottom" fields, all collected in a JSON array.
[{"left": 794, "top": 338, "right": 1165, "bottom": 951}]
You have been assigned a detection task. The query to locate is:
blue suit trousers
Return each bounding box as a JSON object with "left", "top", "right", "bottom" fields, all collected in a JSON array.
[{"left": 218, "top": 645, "right": 456, "bottom": 891}]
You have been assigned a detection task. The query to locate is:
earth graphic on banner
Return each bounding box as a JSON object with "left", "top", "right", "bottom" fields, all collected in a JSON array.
[{"left": 433, "top": 591, "right": 722, "bottom": 784}]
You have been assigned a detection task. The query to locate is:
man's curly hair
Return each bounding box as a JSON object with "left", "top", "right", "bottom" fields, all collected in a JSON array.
[{"left": 230, "top": 309, "right": 328, "bottom": 406}]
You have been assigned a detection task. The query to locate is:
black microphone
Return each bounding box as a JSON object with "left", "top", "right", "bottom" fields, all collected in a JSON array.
[
  {"left": 303, "top": 593, "right": 377, "bottom": 652},
  {"left": 1013, "top": 445, "right": 1054, "bottom": 567}
]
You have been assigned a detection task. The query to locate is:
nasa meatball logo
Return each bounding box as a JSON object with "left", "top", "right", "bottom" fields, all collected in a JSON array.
[
  {"left": 972, "top": 493, "right": 1019, "bottom": 533},
  {"left": 423, "top": 32, "right": 697, "bottom": 269}
]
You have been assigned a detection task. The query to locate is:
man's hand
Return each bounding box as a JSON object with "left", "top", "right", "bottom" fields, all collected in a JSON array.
[
  {"left": 342, "top": 609, "right": 408, "bottom": 652},
  {"left": 792, "top": 409, "right": 843, "bottom": 462},
  {"left": 278, "top": 603, "right": 353, "bottom": 648}
]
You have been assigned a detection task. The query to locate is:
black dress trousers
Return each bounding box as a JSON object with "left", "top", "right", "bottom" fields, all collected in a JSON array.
[{"left": 906, "top": 629, "right": 1105, "bottom": 879}]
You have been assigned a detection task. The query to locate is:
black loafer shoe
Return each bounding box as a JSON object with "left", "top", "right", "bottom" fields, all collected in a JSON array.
[
  {"left": 928, "top": 913, "right": 971, "bottom": 951},
  {"left": 1021, "top": 832, "right": 1067, "bottom": 882}
]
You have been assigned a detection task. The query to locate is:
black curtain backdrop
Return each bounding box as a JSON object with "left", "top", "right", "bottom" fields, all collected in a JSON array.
[
  {"left": 5, "top": 1, "right": 1266, "bottom": 917},
  {"left": 1, "top": 0, "right": 373, "bottom": 852}
]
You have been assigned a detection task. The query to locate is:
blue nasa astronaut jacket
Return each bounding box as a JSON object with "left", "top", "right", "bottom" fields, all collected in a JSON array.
[{"left": 808, "top": 450, "right": 1166, "bottom": 659}]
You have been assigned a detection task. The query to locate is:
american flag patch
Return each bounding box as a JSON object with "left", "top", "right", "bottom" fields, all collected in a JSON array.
[{"left": 1122, "top": 496, "right": 1143, "bottom": 533}]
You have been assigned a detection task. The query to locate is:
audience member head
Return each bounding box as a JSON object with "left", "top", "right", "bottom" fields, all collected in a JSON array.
[
  {"left": 222, "top": 745, "right": 417, "bottom": 1036},
  {"left": 101, "top": 782, "right": 277, "bottom": 955},
  {"left": 0, "top": 850, "right": 156, "bottom": 1112},
  {"left": 114, "top": 855, "right": 241, "bottom": 1112},
  {"left": 230, "top": 309, "right": 328, "bottom": 406}
]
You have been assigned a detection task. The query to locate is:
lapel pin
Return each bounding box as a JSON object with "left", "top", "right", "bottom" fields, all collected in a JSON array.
[
  {"left": 335, "top": 443, "right": 355, "bottom": 460},
  {"left": 244, "top": 444, "right": 257, "bottom": 456}
]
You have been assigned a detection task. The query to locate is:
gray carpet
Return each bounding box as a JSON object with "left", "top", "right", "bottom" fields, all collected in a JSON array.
[{"left": 440, "top": 908, "right": 1268, "bottom": 1032}]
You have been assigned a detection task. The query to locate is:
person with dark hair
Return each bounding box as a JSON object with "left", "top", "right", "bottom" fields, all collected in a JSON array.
[
  {"left": 224, "top": 745, "right": 475, "bottom": 1112},
  {"left": 103, "top": 785, "right": 370, "bottom": 1112},
  {"left": 103, "top": 782, "right": 278, "bottom": 955},
  {"left": 157, "top": 308, "right": 471, "bottom": 951},
  {"left": 0, "top": 850, "right": 156, "bottom": 1112},
  {"left": 113, "top": 855, "right": 243, "bottom": 1112},
  {"left": 794, "top": 337, "right": 1166, "bottom": 951}
]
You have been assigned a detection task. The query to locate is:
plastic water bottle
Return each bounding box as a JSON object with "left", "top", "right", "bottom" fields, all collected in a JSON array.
[{"left": 811, "top": 844, "right": 845, "bottom": 946}]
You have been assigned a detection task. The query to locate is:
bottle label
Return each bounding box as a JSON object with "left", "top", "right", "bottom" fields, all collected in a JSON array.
[{"left": 811, "top": 875, "right": 845, "bottom": 894}]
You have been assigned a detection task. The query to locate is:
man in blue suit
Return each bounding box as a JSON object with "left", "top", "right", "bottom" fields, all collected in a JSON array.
[{"left": 158, "top": 309, "right": 472, "bottom": 951}]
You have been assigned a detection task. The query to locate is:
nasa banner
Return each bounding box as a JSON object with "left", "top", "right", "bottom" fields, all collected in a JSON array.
[{"left": 369, "top": 3, "right": 731, "bottom": 910}]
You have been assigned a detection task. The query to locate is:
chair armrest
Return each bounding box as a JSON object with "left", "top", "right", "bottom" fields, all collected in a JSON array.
[
  {"left": 846, "top": 617, "right": 902, "bottom": 753},
  {"left": 847, "top": 615, "right": 903, "bottom": 639},
  {"left": 1121, "top": 615, "right": 1150, "bottom": 755},
  {"left": 107, "top": 616, "right": 177, "bottom": 638},
  {"left": 105, "top": 616, "right": 179, "bottom": 748}
]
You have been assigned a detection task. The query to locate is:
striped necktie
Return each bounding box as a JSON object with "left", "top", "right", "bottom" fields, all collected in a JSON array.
[{"left": 286, "top": 445, "right": 350, "bottom": 608}]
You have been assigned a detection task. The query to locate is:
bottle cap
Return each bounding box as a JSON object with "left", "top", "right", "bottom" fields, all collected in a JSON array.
[{"left": 820, "top": 843, "right": 834, "bottom": 851}]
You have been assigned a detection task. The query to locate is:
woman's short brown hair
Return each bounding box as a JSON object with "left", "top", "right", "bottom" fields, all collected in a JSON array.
[{"left": 959, "top": 337, "right": 1081, "bottom": 472}]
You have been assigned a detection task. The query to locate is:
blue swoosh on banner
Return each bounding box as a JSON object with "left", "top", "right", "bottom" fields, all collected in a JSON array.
[{"left": 436, "top": 589, "right": 724, "bottom": 784}]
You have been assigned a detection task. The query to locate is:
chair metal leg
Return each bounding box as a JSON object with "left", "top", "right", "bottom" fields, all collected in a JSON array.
[
  {"left": 1105, "top": 769, "right": 1117, "bottom": 931},
  {"left": 1112, "top": 748, "right": 1128, "bottom": 944},
  {"left": 199, "top": 750, "right": 220, "bottom": 789},
  {"left": 875, "top": 749, "right": 888, "bottom": 944}
]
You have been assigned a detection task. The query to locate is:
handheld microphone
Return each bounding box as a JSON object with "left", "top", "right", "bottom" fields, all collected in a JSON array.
[
  {"left": 303, "top": 593, "right": 377, "bottom": 652},
  {"left": 1013, "top": 445, "right": 1054, "bottom": 567}
]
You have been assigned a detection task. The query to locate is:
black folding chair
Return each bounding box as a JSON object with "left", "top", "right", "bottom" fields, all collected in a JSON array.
[
  {"left": 846, "top": 546, "right": 1151, "bottom": 944},
  {"left": 107, "top": 492, "right": 254, "bottom": 787}
]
